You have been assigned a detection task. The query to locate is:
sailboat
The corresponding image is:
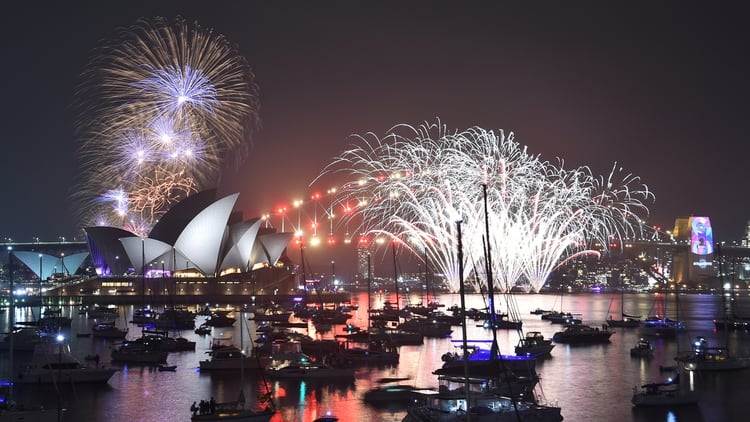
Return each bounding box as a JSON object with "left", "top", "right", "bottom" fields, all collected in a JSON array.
[
  {"left": 192, "top": 309, "right": 276, "bottom": 421},
  {"left": 1, "top": 248, "right": 58, "bottom": 422},
  {"left": 606, "top": 288, "right": 641, "bottom": 328},
  {"left": 640, "top": 265, "right": 686, "bottom": 337},
  {"left": 404, "top": 218, "right": 562, "bottom": 421}
]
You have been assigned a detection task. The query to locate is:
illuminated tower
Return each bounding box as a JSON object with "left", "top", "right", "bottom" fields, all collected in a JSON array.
[
  {"left": 356, "top": 246, "right": 371, "bottom": 278},
  {"left": 670, "top": 216, "right": 715, "bottom": 284}
]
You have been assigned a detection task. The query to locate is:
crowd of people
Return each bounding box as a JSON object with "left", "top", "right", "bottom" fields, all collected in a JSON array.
[{"left": 190, "top": 397, "right": 216, "bottom": 416}]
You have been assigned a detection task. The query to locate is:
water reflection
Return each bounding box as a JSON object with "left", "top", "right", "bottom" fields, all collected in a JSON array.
[{"left": 1, "top": 292, "right": 748, "bottom": 421}]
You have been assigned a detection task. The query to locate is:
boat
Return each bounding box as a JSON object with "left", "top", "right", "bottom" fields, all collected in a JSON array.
[
  {"left": 0, "top": 380, "right": 59, "bottom": 422},
  {"left": 91, "top": 322, "right": 128, "bottom": 339},
  {"left": 364, "top": 378, "right": 428, "bottom": 407},
  {"left": 36, "top": 308, "right": 72, "bottom": 330},
  {"left": 248, "top": 306, "right": 293, "bottom": 323},
  {"left": 158, "top": 365, "right": 177, "bottom": 372},
  {"left": 640, "top": 267, "right": 687, "bottom": 337},
  {"left": 543, "top": 311, "right": 582, "bottom": 325},
  {"left": 515, "top": 331, "right": 555, "bottom": 357},
  {"left": 204, "top": 311, "right": 237, "bottom": 327},
  {"left": 87, "top": 305, "right": 118, "bottom": 319},
  {"left": 629, "top": 338, "right": 654, "bottom": 357},
  {"left": 641, "top": 316, "right": 686, "bottom": 337},
  {"left": 713, "top": 314, "right": 750, "bottom": 331},
  {"left": 332, "top": 339, "right": 399, "bottom": 365},
  {"left": 266, "top": 353, "right": 355, "bottom": 380},
  {"left": 398, "top": 317, "right": 453, "bottom": 338},
  {"left": 199, "top": 346, "right": 265, "bottom": 371},
  {"left": 403, "top": 375, "right": 563, "bottom": 422},
  {"left": 190, "top": 309, "right": 277, "bottom": 421},
  {"left": 677, "top": 250, "right": 750, "bottom": 371},
  {"left": 195, "top": 324, "right": 212, "bottom": 335},
  {"left": 606, "top": 289, "right": 642, "bottom": 328},
  {"left": 312, "top": 413, "right": 339, "bottom": 422},
  {"left": 438, "top": 341, "right": 539, "bottom": 381},
  {"left": 111, "top": 341, "right": 169, "bottom": 364},
  {"left": 478, "top": 312, "right": 522, "bottom": 330},
  {"left": 676, "top": 336, "right": 750, "bottom": 371},
  {"left": 16, "top": 341, "right": 118, "bottom": 384},
  {"left": 551, "top": 324, "right": 613, "bottom": 344},
  {"left": 0, "top": 327, "right": 47, "bottom": 351},
  {"left": 631, "top": 373, "right": 699, "bottom": 407},
  {"left": 131, "top": 329, "right": 196, "bottom": 352},
  {"left": 0, "top": 253, "right": 61, "bottom": 422}
]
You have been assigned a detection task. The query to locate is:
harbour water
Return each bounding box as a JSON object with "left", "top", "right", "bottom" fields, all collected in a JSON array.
[{"left": 2, "top": 292, "right": 749, "bottom": 422}]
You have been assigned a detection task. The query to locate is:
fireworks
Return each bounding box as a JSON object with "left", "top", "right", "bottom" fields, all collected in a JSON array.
[
  {"left": 73, "top": 16, "right": 260, "bottom": 235},
  {"left": 322, "top": 121, "right": 653, "bottom": 293}
]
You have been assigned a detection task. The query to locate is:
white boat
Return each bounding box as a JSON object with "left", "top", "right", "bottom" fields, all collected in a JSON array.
[
  {"left": 16, "top": 342, "right": 118, "bottom": 384},
  {"left": 629, "top": 338, "right": 654, "bottom": 358},
  {"left": 403, "top": 377, "right": 563, "bottom": 421},
  {"left": 515, "top": 331, "right": 555, "bottom": 357},
  {"left": 631, "top": 374, "right": 699, "bottom": 407}
]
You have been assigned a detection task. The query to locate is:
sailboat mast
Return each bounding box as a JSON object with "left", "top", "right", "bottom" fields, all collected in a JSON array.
[
  {"left": 482, "top": 184, "right": 499, "bottom": 358},
  {"left": 367, "top": 253, "right": 372, "bottom": 327},
  {"left": 392, "top": 241, "right": 399, "bottom": 308},
  {"left": 455, "top": 220, "right": 471, "bottom": 412}
]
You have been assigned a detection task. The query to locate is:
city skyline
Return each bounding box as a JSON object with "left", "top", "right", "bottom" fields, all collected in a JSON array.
[{"left": 2, "top": 2, "right": 749, "bottom": 246}]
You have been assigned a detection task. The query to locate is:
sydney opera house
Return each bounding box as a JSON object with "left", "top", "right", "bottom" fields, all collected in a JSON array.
[{"left": 15, "top": 190, "right": 304, "bottom": 304}]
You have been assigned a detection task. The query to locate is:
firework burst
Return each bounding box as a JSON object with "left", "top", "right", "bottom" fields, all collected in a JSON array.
[
  {"left": 321, "top": 120, "right": 653, "bottom": 293},
  {"left": 73, "top": 16, "right": 260, "bottom": 234}
]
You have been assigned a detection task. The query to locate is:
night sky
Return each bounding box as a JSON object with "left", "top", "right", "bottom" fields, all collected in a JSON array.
[{"left": 2, "top": 1, "right": 749, "bottom": 248}]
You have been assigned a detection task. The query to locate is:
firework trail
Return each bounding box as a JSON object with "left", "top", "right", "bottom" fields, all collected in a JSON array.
[
  {"left": 321, "top": 121, "right": 653, "bottom": 293},
  {"left": 73, "top": 16, "right": 260, "bottom": 235}
]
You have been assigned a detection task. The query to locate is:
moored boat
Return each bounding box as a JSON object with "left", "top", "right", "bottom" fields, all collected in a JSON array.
[
  {"left": 552, "top": 324, "right": 613, "bottom": 344},
  {"left": 676, "top": 336, "right": 750, "bottom": 371},
  {"left": 631, "top": 373, "right": 699, "bottom": 407},
  {"left": 630, "top": 338, "right": 654, "bottom": 357},
  {"left": 515, "top": 331, "right": 555, "bottom": 357},
  {"left": 17, "top": 341, "right": 118, "bottom": 384}
]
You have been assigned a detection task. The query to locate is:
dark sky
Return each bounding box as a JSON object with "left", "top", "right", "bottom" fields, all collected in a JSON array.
[{"left": 2, "top": 1, "right": 749, "bottom": 249}]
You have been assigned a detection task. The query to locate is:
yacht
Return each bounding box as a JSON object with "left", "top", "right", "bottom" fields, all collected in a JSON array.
[
  {"left": 0, "top": 327, "right": 47, "bottom": 351},
  {"left": 267, "top": 354, "right": 355, "bottom": 380},
  {"left": 552, "top": 324, "right": 613, "bottom": 344},
  {"left": 111, "top": 341, "right": 168, "bottom": 364},
  {"left": 16, "top": 342, "right": 118, "bottom": 384},
  {"left": 515, "top": 331, "right": 555, "bottom": 357},
  {"left": 199, "top": 346, "right": 265, "bottom": 371},
  {"left": 676, "top": 336, "right": 750, "bottom": 371},
  {"left": 403, "top": 376, "right": 562, "bottom": 422}
]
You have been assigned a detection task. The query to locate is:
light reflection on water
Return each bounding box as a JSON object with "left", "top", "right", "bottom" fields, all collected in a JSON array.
[{"left": 1, "top": 292, "right": 748, "bottom": 422}]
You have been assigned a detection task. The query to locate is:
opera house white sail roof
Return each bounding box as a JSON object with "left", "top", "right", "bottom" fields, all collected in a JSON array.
[{"left": 84, "top": 191, "right": 292, "bottom": 277}]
